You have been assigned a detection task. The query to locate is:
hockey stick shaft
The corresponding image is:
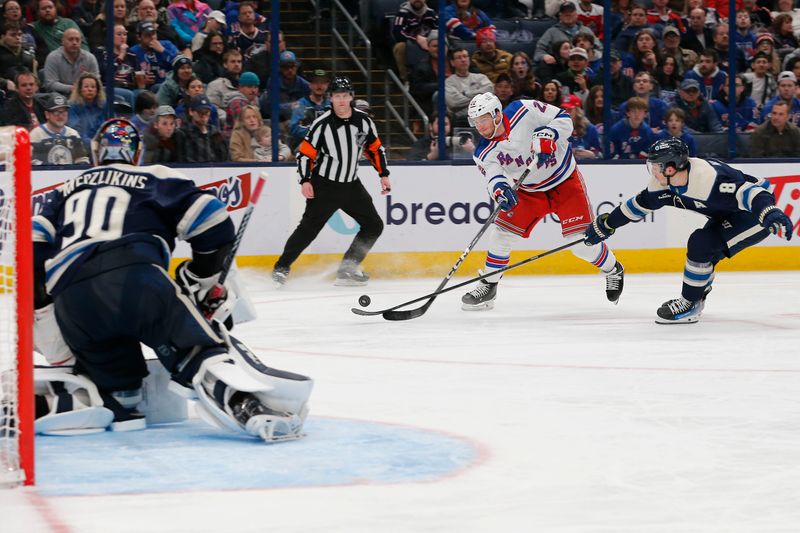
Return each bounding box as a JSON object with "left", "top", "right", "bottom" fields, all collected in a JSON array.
[
  {"left": 351, "top": 238, "right": 585, "bottom": 317},
  {"left": 379, "top": 166, "right": 534, "bottom": 320},
  {"left": 218, "top": 173, "right": 266, "bottom": 285}
]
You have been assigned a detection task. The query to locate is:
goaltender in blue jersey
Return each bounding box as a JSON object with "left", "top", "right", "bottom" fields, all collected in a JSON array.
[
  {"left": 31, "top": 118, "right": 312, "bottom": 442},
  {"left": 584, "top": 137, "right": 794, "bottom": 324}
]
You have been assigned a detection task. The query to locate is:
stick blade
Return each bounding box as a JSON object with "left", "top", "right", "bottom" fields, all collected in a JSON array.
[
  {"left": 382, "top": 298, "right": 435, "bottom": 321},
  {"left": 350, "top": 308, "right": 384, "bottom": 316}
]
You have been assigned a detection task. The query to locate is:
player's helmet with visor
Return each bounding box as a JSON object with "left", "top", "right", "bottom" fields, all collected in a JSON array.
[
  {"left": 91, "top": 118, "right": 142, "bottom": 165},
  {"left": 329, "top": 76, "right": 354, "bottom": 95},
  {"left": 467, "top": 92, "right": 503, "bottom": 127},
  {"left": 646, "top": 137, "right": 689, "bottom": 177}
]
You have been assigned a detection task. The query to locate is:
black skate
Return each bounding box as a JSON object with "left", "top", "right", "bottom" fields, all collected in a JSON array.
[
  {"left": 461, "top": 280, "right": 498, "bottom": 311},
  {"left": 656, "top": 285, "right": 711, "bottom": 324},
  {"left": 272, "top": 266, "right": 289, "bottom": 287},
  {"left": 605, "top": 261, "right": 624, "bottom": 304},
  {"left": 335, "top": 263, "right": 369, "bottom": 286},
  {"left": 656, "top": 297, "right": 703, "bottom": 324}
]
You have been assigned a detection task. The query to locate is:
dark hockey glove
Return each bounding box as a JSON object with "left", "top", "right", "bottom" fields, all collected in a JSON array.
[
  {"left": 584, "top": 213, "right": 615, "bottom": 245},
  {"left": 759, "top": 206, "right": 793, "bottom": 241},
  {"left": 175, "top": 260, "right": 229, "bottom": 319},
  {"left": 492, "top": 181, "right": 518, "bottom": 212}
]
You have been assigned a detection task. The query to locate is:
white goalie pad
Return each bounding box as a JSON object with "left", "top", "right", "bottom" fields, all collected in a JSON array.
[
  {"left": 34, "top": 367, "right": 114, "bottom": 435},
  {"left": 190, "top": 331, "right": 314, "bottom": 443},
  {"left": 33, "top": 303, "right": 76, "bottom": 366}
]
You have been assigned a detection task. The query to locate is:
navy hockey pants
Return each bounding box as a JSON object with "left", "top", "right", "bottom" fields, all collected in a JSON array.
[
  {"left": 682, "top": 211, "right": 769, "bottom": 300},
  {"left": 54, "top": 262, "right": 226, "bottom": 393}
]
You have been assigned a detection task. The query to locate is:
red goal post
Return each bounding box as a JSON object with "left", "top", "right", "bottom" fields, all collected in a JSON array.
[{"left": 0, "top": 126, "right": 34, "bottom": 487}]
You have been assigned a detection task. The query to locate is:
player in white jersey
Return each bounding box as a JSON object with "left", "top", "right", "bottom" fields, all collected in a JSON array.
[{"left": 461, "top": 93, "right": 624, "bottom": 310}]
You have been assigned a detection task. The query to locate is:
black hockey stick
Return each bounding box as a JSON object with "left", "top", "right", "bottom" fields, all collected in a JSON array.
[
  {"left": 351, "top": 238, "right": 585, "bottom": 319},
  {"left": 218, "top": 173, "right": 266, "bottom": 285},
  {"left": 365, "top": 166, "right": 534, "bottom": 322}
]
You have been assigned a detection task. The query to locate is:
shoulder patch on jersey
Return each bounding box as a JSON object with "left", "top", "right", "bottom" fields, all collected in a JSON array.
[
  {"left": 685, "top": 158, "right": 717, "bottom": 201},
  {"left": 474, "top": 137, "right": 496, "bottom": 161},
  {"left": 502, "top": 100, "right": 524, "bottom": 118}
]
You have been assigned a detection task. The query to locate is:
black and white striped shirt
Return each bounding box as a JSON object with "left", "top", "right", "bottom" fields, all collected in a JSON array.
[{"left": 296, "top": 108, "right": 389, "bottom": 183}]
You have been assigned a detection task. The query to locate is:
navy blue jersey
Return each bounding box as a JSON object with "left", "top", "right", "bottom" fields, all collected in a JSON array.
[
  {"left": 607, "top": 157, "right": 776, "bottom": 228},
  {"left": 32, "top": 163, "right": 232, "bottom": 295}
]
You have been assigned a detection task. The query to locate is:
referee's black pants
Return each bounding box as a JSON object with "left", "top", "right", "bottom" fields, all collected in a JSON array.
[{"left": 275, "top": 176, "right": 384, "bottom": 271}]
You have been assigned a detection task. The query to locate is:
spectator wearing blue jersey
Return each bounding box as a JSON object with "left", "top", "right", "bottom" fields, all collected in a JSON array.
[
  {"left": 289, "top": 69, "right": 330, "bottom": 149},
  {"left": 130, "top": 21, "right": 178, "bottom": 90},
  {"left": 674, "top": 78, "right": 723, "bottom": 133},
  {"left": 260, "top": 50, "right": 309, "bottom": 121},
  {"left": 618, "top": 71, "right": 669, "bottom": 131},
  {"left": 443, "top": 0, "right": 493, "bottom": 41},
  {"left": 67, "top": 71, "right": 106, "bottom": 146},
  {"left": 684, "top": 49, "right": 727, "bottom": 101},
  {"left": 656, "top": 107, "right": 697, "bottom": 156},
  {"left": 712, "top": 74, "right": 758, "bottom": 131},
  {"left": 563, "top": 94, "right": 601, "bottom": 159},
  {"left": 761, "top": 71, "right": 800, "bottom": 126},
  {"left": 733, "top": 9, "right": 757, "bottom": 60},
  {"left": 609, "top": 96, "right": 654, "bottom": 159},
  {"left": 391, "top": 0, "right": 439, "bottom": 82}
]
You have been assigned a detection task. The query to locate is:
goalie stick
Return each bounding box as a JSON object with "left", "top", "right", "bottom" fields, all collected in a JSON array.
[
  {"left": 218, "top": 173, "right": 266, "bottom": 284},
  {"left": 352, "top": 239, "right": 585, "bottom": 319},
  {"left": 200, "top": 173, "right": 266, "bottom": 320},
  {"left": 365, "top": 162, "right": 534, "bottom": 321}
]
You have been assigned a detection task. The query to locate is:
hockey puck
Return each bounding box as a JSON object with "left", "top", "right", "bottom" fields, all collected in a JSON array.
[{"left": 358, "top": 295, "right": 371, "bottom": 307}]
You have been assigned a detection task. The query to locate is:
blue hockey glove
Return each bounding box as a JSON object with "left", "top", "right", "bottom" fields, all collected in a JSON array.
[
  {"left": 492, "top": 181, "right": 518, "bottom": 212},
  {"left": 759, "top": 206, "right": 793, "bottom": 241},
  {"left": 584, "top": 213, "right": 615, "bottom": 245}
]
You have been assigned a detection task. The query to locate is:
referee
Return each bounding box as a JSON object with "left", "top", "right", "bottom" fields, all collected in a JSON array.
[{"left": 272, "top": 76, "right": 391, "bottom": 286}]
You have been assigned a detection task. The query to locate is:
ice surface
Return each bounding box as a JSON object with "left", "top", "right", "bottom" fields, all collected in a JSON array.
[{"left": 3, "top": 269, "right": 800, "bottom": 533}]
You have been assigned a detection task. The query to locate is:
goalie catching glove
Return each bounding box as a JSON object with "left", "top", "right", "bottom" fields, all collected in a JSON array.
[
  {"left": 175, "top": 260, "right": 228, "bottom": 318},
  {"left": 584, "top": 213, "right": 616, "bottom": 245}
]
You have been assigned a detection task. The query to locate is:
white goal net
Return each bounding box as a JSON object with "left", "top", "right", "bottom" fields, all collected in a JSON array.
[{"left": 0, "top": 126, "right": 33, "bottom": 487}]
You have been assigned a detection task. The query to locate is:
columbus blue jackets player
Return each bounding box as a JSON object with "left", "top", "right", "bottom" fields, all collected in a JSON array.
[
  {"left": 584, "top": 138, "right": 794, "bottom": 324},
  {"left": 31, "top": 118, "right": 312, "bottom": 441}
]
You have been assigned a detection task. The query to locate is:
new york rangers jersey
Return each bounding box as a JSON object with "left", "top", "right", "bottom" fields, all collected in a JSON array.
[
  {"left": 473, "top": 99, "right": 576, "bottom": 196},
  {"left": 33, "top": 163, "right": 231, "bottom": 296},
  {"left": 607, "top": 158, "right": 776, "bottom": 228}
]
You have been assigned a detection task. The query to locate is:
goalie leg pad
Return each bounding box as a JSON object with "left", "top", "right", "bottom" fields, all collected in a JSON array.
[
  {"left": 190, "top": 333, "right": 314, "bottom": 443},
  {"left": 34, "top": 368, "right": 114, "bottom": 435},
  {"left": 33, "top": 303, "right": 76, "bottom": 366}
]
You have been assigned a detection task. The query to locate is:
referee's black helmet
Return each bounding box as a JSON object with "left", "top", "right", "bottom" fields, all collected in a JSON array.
[{"left": 330, "top": 76, "right": 354, "bottom": 94}]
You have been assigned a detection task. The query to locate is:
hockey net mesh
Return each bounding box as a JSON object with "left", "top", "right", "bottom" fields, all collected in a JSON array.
[{"left": 0, "top": 126, "right": 30, "bottom": 487}]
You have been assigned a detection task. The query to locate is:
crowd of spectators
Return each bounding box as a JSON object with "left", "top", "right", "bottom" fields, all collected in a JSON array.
[
  {"left": 396, "top": 0, "right": 800, "bottom": 159},
  {"left": 0, "top": 0, "right": 336, "bottom": 165},
  {"left": 3, "top": 0, "right": 800, "bottom": 164}
]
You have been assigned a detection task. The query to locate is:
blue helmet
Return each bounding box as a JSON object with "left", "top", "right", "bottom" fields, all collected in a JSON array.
[{"left": 91, "top": 118, "right": 142, "bottom": 165}]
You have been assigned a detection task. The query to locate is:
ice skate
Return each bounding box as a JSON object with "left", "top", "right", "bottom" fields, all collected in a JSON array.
[
  {"left": 655, "top": 297, "right": 704, "bottom": 324},
  {"left": 461, "top": 280, "right": 498, "bottom": 311},
  {"left": 335, "top": 263, "right": 369, "bottom": 286},
  {"left": 272, "top": 267, "right": 289, "bottom": 288},
  {"left": 605, "top": 261, "right": 624, "bottom": 304}
]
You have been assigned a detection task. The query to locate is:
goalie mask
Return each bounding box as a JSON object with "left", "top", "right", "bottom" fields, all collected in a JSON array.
[{"left": 91, "top": 117, "right": 142, "bottom": 165}]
